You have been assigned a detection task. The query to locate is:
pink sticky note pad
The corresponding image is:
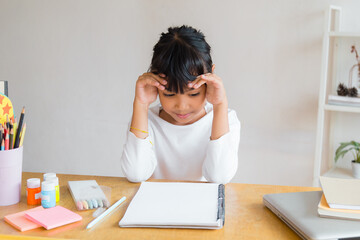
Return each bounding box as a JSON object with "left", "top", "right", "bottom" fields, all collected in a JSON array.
[
  {"left": 25, "top": 206, "right": 82, "bottom": 230},
  {"left": 4, "top": 206, "right": 44, "bottom": 232}
]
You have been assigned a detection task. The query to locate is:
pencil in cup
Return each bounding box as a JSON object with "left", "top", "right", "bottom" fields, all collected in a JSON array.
[
  {"left": 2, "top": 112, "right": 26, "bottom": 150},
  {"left": 5, "top": 133, "right": 9, "bottom": 150},
  {"left": 12, "top": 118, "right": 17, "bottom": 147},
  {"left": 9, "top": 128, "right": 14, "bottom": 149},
  {"left": 19, "top": 123, "right": 26, "bottom": 147},
  {"left": 14, "top": 107, "right": 25, "bottom": 149},
  {"left": 6, "top": 115, "right": 10, "bottom": 130}
]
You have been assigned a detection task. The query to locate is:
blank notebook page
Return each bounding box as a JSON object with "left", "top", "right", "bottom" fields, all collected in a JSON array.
[{"left": 119, "top": 182, "right": 220, "bottom": 227}]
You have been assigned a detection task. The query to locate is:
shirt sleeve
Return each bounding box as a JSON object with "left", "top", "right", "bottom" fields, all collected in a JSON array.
[
  {"left": 120, "top": 125, "right": 157, "bottom": 183},
  {"left": 202, "top": 109, "right": 240, "bottom": 184}
]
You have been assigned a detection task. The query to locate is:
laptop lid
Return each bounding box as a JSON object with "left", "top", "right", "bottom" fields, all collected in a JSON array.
[{"left": 263, "top": 191, "right": 360, "bottom": 240}]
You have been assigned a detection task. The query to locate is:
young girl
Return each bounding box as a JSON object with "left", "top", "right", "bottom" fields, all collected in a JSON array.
[{"left": 120, "top": 25, "right": 240, "bottom": 184}]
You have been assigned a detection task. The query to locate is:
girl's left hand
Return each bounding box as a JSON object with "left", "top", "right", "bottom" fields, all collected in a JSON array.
[{"left": 188, "top": 73, "right": 227, "bottom": 105}]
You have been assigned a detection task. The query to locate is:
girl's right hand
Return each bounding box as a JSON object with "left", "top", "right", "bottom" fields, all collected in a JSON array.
[{"left": 134, "top": 73, "right": 167, "bottom": 105}]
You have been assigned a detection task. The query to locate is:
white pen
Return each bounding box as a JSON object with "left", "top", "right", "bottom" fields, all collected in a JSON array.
[{"left": 86, "top": 196, "right": 126, "bottom": 229}]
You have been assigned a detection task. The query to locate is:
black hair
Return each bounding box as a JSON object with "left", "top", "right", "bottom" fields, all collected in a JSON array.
[{"left": 150, "top": 25, "right": 212, "bottom": 94}]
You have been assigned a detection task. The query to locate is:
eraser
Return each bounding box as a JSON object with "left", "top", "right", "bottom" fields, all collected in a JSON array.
[
  {"left": 87, "top": 199, "right": 93, "bottom": 209},
  {"left": 82, "top": 200, "right": 89, "bottom": 210},
  {"left": 93, "top": 207, "right": 106, "bottom": 218},
  {"left": 92, "top": 198, "right": 98, "bottom": 208},
  {"left": 76, "top": 201, "right": 83, "bottom": 210},
  {"left": 67, "top": 180, "right": 110, "bottom": 211},
  {"left": 97, "top": 199, "right": 103, "bottom": 208},
  {"left": 103, "top": 199, "right": 110, "bottom": 208}
]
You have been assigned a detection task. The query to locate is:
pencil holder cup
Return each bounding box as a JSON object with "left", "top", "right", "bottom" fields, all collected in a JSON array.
[{"left": 0, "top": 147, "right": 23, "bottom": 206}]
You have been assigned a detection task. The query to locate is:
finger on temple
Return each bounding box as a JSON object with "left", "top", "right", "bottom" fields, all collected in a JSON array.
[
  {"left": 153, "top": 74, "right": 167, "bottom": 84},
  {"left": 201, "top": 74, "right": 216, "bottom": 82},
  {"left": 147, "top": 78, "right": 160, "bottom": 86},
  {"left": 157, "top": 84, "right": 165, "bottom": 90}
]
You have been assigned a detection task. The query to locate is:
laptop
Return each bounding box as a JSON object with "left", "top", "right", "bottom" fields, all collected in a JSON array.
[{"left": 263, "top": 191, "right": 360, "bottom": 240}]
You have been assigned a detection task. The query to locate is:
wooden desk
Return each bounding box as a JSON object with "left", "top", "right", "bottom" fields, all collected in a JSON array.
[{"left": 0, "top": 172, "right": 320, "bottom": 240}]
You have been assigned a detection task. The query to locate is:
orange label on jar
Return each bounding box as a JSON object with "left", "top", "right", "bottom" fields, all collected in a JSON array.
[{"left": 27, "top": 187, "right": 41, "bottom": 205}]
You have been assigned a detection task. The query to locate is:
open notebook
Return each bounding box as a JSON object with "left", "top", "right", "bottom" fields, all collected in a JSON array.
[{"left": 119, "top": 182, "right": 225, "bottom": 229}]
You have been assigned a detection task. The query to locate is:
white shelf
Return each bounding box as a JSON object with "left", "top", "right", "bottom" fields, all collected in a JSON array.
[
  {"left": 313, "top": 6, "right": 360, "bottom": 187},
  {"left": 324, "top": 104, "right": 360, "bottom": 113},
  {"left": 329, "top": 32, "right": 360, "bottom": 37},
  {"left": 323, "top": 166, "right": 353, "bottom": 179}
]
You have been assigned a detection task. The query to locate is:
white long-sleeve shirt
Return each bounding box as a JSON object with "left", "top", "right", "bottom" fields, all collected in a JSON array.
[{"left": 120, "top": 102, "right": 240, "bottom": 184}]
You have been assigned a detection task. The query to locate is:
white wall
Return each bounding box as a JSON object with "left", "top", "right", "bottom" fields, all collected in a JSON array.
[{"left": 1, "top": 0, "right": 360, "bottom": 186}]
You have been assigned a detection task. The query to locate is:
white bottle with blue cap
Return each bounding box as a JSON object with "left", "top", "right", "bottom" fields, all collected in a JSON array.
[{"left": 41, "top": 181, "right": 56, "bottom": 208}]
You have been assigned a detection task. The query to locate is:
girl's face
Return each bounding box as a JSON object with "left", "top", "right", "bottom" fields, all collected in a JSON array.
[{"left": 158, "top": 85, "right": 207, "bottom": 125}]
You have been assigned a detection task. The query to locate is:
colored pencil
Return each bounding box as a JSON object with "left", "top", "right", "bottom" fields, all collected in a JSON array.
[
  {"left": 1, "top": 139, "right": 4, "bottom": 151},
  {"left": 19, "top": 123, "right": 26, "bottom": 147},
  {"left": 5, "top": 133, "right": 9, "bottom": 150},
  {"left": 13, "top": 119, "right": 17, "bottom": 147},
  {"left": 6, "top": 115, "right": 10, "bottom": 130},
  {"left": 3, "top": 124, "right": 7, "bottom": 141},
  {"left": 9, "top": 128, "right": 14, "bottom": 149},
  {"left": 14, "top": 107, "right": 25, "bottom": 148}
]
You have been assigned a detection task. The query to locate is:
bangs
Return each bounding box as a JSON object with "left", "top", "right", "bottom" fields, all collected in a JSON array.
[{"left": 151, "top": 41, "right": 211, "bottom": 94}]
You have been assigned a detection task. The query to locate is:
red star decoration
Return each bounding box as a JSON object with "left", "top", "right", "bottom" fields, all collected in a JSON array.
[
  {"left": 0, "top": 95, "right": 4, "bottom": 105},
  {"left": 2, "top": 103, "right": 11, "bottom": 115}
]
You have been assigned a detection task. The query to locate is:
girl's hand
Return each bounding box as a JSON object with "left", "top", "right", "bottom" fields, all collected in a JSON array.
[
  {"left": 134, "top": 73, "right": 167, "bottom": 105},
  {"left": 188, "top": 73, "right": 227, "bottom": 106}
]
